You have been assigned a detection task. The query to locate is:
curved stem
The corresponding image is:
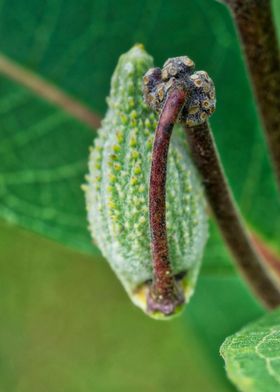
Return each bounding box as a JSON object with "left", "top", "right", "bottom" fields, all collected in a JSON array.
[
  {"left": 223, "top": 0, "right": 280, "bottom": 188},
  {"left": 185, "top": 121, "right": 280, "bottom": 309},
  {"left": 147, "top": 87, "right": 187, "bottom": 316}
]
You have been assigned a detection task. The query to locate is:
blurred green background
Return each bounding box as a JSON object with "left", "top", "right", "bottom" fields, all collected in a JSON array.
[{"left": 0, "top": 0, "right": 279, "bottom": 390}]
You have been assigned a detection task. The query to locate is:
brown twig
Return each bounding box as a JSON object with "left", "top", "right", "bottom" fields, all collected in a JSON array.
[
  {"left": 144, "top": 53, "right": 280, "bottom": 311},
  {"left": 147, "top": 87, "right": 187, "bottom": 316},
  {"left": 185, "top": 121, "right": 280, "bottom": 309},
  {"left": 251, "top": 233, "right": 280, "bottom": 276},
  {"left": 223, "top": 0, "right": 280, "bottom": 187}
]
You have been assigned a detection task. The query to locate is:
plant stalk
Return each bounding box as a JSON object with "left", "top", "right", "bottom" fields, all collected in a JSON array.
[
  {"left": 185, "top": 121, "right": 280, "bottom": 309},
  {"left": 147, "top": 87, "right": 186, "bottom": 316},
  {"left": 223, "top": 0, "right": 280, "bottom": 188}
]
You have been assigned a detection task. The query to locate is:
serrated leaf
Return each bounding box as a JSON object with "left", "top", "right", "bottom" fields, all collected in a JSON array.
[{"left": 221, "top": 308, "right": 280, "bottom": 392}]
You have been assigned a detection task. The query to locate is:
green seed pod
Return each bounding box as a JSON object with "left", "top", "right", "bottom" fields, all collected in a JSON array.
[{"left": 85, "top": 45, "right": 208, "bottom": 319}]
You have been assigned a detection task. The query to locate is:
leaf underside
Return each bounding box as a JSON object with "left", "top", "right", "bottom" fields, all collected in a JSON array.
[{"left": 221, "top": 308, "right": 280, "bottom": 392}]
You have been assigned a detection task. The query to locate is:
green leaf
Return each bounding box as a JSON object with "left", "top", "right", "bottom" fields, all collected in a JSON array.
[
  {"left": 0, "top": 0, "right": 279, "bottom": 257},
  {"left": 221, "top": 308, "right": 280, "bottom": 392},
  {"left": 0, "top": 73, "right": 96, "bottom": 253}
]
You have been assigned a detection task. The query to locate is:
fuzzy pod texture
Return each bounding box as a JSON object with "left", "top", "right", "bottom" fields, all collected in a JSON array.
[{"left": 85, "top": 45, "right": 208, "bottom": 318}]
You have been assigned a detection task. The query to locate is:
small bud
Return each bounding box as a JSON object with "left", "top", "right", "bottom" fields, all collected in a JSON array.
[{"left": 143, "top": 55, "right": 216, "bottom": 126}]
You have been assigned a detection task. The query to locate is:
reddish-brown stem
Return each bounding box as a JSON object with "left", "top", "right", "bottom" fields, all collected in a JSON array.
[
  {"left": 185, "top": 121, "right": 280, "bottom": 309},
  {"left": 147, "top": 87, "right": 187, "bottom": 316},
  {"left": 223, "top": 0, "right": 280, "bottom": 187},
  {"left": 251, "top": 233, "right": 280, "bottom": 276}
]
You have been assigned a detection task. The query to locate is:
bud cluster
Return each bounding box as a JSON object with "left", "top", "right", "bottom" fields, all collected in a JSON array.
[{"left": 143, "top": 56, "right": 216, "bottom": 126}]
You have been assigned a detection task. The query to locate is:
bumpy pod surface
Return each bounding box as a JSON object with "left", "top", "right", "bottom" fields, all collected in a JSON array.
[{"left": 85, "top": 45, "right": 208, "bottom": 318}]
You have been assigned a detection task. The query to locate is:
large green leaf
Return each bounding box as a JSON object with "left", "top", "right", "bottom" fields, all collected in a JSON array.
[
  {"left": 0, "top": 0, "right": 279, "bottom": 254},
  {"left": 221, "top": 308, "right": 280, "bottom": 392}
]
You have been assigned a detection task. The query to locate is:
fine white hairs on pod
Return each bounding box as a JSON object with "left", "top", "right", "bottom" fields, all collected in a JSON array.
[{"left": 84, "top": 45, "right": 208, "bottom": 319}]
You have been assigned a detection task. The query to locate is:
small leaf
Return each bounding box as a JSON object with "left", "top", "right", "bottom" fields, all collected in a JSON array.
[{"left": 221, "top": 308, "right": 280, "bottom": 392}]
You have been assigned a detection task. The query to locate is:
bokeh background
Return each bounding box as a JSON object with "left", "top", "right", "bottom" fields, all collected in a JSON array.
[{"left": 0, "top": 0, "right": 280, "bottom": 390}]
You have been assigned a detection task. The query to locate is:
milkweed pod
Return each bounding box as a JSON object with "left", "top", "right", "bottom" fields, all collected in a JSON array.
[{"left": 84, "top": 45, "right": 208, "bottom": 319}]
